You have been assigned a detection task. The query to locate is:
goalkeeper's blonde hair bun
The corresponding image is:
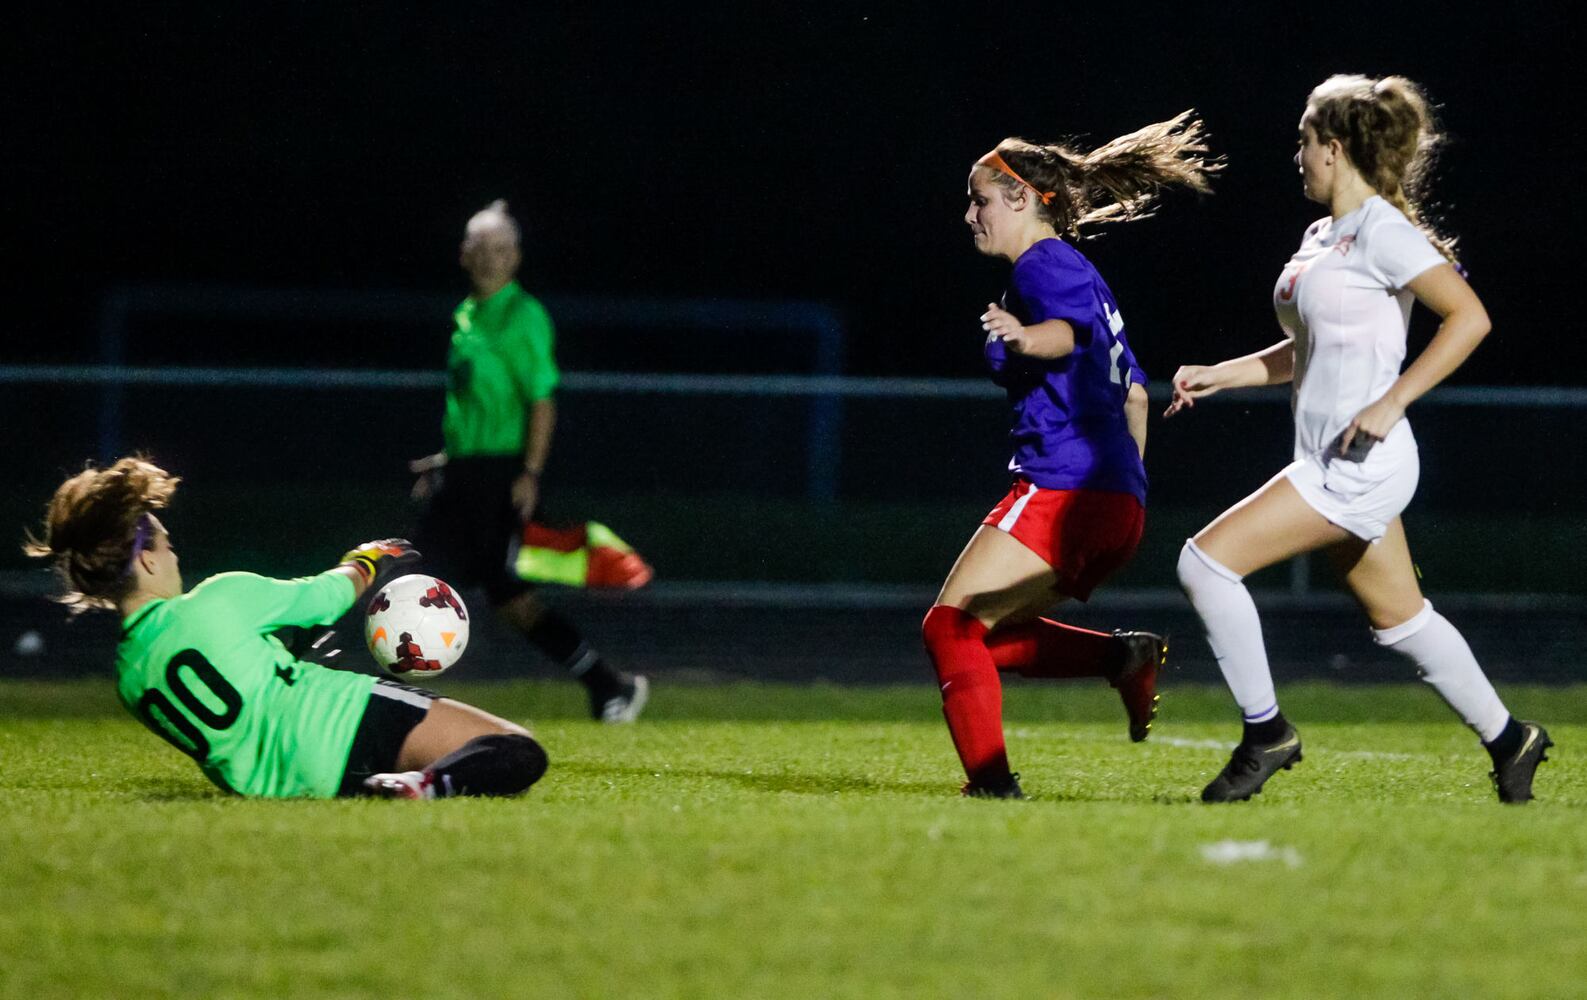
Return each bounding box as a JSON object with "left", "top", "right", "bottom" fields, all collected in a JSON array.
[{"left": 24, "top": 456, "right": 180, "bottom": 612}]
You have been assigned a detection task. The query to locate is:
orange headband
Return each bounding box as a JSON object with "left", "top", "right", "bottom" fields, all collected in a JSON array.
[{"left": 976, "top": 150, "right": 1056, "bottom": 206}]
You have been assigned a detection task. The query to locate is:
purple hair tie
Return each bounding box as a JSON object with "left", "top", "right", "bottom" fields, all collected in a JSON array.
[{"left": 123, "top": 514, "right": 155, "bottom": 578}]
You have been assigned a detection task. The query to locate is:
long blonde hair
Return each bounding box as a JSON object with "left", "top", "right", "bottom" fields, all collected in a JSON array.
[
  {"left": 985, "top": 111, "right": 1222, "bottom": 238},
  {"left": 1306, "top": 74, "right": 1457, "bottom": 262},
  {"left": 23, "top": 457, "right": 180, "bottom": 612}
]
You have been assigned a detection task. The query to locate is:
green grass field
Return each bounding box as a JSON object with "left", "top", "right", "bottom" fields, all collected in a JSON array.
[{"left": 2, "top": 678, "right": 1583, "bottom": 999}]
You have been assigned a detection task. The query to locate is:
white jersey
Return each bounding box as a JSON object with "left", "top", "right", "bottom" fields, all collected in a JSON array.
[{"left": 1273, "top": 195, "right": 1446, "bottom": 461}]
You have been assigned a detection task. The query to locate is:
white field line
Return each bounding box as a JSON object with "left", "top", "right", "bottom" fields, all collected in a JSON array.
[
  {"left": 1154, "top": 735, "right": 1231, "bottom": 751},
  {"left": 1010, "top": 729, "right": 1423, "bottom": 761},
  {"left": 1154, "top": 735, "right": 1422, "bottom": 761},
  {"left": 1200, "top": 839, "right": 1304, "bottom": 868}
]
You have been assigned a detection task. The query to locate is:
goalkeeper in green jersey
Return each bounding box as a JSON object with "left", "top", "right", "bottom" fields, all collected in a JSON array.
[
  {"left": 25, "top": 457, "right": 547, "bottom": 800},
  {"left": 409, "top": 199, "right": 647, "bottom": 723}
]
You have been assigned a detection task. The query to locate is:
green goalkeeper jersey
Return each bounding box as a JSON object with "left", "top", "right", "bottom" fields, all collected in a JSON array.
[
  {"left": 115, "top": 570, "right": 376, "bottom": 798},
  {"left": 443, "top": 280, "right": 560, "bottom": 457}
]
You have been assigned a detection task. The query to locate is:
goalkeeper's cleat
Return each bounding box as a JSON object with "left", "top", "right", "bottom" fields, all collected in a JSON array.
[
  {"left": 1201, "top": 726, "right": 1303, "bottom": 803},
  {"left": 363, "top": 770, "right": 435, "bottom": 800},
  {"left": 1111, "top": 630, "right": 1167, "bottom": 743},
  {"left": 595, "top": 674, "right": 649, "bottom": 724},
  {"left": 961, "top": 771, "right": 1024, "bottom": 800},
  {"left": 1491, "top": 721, "right": 1552, "bottom": 804}
]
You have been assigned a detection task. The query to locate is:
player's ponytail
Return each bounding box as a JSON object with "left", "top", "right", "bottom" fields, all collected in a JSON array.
[
  {"left": 24, "top": 457, "right": 180, "bottom": 612},
  {"left": 983, "top": 111, "right": 1221, "bottom": 238},
  {"left": 1305, "top": 74, "right": 1458, "bottom": 263}
]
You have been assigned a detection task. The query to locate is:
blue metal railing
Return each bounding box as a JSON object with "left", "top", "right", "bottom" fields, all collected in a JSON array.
[{"left": 88, "top": 284, "right": 848, "bottom": 498}]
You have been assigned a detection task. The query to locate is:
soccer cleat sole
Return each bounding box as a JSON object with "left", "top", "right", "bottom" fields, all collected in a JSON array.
[
  {"left": 362, "top": 771, "right": 433, "bottom": 800},
  {"left": 1114, "top": 633, "right": 1168, "bottom": 743},
  {"left": 1137, "top": 691, "right": 1161, "bottom": 744}
]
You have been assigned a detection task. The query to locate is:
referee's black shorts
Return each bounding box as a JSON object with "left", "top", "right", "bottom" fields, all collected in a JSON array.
[{"left": 413, "top": 454, "right": 536, "bottom": 605}]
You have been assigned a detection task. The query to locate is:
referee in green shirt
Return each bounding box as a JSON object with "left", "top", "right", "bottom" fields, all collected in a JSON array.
[{"left": 410, "top": 200, "right": 647, "bottom": 722}]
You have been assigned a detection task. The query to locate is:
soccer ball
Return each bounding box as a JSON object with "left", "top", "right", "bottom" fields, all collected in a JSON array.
[{"left": 364, "top": 574, "right": 470, "bottom": 679}]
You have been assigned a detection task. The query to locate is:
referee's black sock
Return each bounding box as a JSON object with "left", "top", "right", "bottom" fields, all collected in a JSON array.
[
  {"left": 427, "top": 734, "right": 548, "bottom": 797},
  {"left": 523, "top": 608, "right": 627, "bottom": 701},
  {"left": 1243, "top": 712, "right": 1291, "bottom": 747}
]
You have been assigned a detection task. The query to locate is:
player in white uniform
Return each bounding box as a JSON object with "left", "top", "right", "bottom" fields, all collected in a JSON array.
[{"left": 1165, "top": 74, "right": 1552, "bottom": 804}]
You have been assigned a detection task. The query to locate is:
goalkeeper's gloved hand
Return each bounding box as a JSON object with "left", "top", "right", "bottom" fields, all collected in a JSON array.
[{"left": 338, "top": 538, "right": 421, "bottom": 592}]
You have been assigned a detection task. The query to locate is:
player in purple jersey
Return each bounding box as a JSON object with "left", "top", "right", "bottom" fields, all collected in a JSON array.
[{"left": 923, "top": 113, "right": 1220, "bottom": 798}]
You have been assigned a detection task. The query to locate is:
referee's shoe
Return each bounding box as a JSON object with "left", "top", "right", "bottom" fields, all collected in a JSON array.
[
  {"left": 1491, "top": 721, "right": 1552, "bottom": 804},
  {"left": 1201, "top": 725, "right": 1303, "bottom": 803},
  {"left": 596, "top": 674, "right": 649, "bottom": 724}
]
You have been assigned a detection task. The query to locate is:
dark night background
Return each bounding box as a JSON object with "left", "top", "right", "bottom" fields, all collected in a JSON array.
[
  {"left": 3, "top": 2, "right": 1583, "bottom": 599},
  {"left": 2, "top": 4, "right": 1583, "bottom": 682},
  {"left": 7, "top": 3, "right": 1579, "bottom": 382}
]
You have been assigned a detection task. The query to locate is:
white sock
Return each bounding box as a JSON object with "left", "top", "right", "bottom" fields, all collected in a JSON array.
[
  {"left": 1372, "top": 600, "right": 1510, "bottom": 741},
  {"left": 1177, "top": 540, "right": 1278, "bottom": 723}
]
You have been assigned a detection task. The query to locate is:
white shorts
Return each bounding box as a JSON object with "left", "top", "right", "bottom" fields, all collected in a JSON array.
[{"left": 1283, "top": 421, "right": 1419, "bottom": 542}]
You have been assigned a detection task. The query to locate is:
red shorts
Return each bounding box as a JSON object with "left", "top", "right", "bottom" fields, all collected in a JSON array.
[{"left": 981, "top": 479, "right": 1145, "bottom": 600}]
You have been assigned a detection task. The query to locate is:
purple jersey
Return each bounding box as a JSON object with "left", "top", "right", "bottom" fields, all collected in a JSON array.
[{"left": 984, "top": 238, "right": 1147, "bottom": 502}]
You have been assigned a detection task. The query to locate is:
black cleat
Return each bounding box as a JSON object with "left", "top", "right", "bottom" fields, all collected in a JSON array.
[
  {"left": 1201, "top": 726, "right": 1303, "bottom": 803},
  {"left": 962, "top": 772, "right": 1024, "bottom": 800},
  {"left": 1491, "top": 721, "right": 1552, "bottom": 804},
  {"left": 1112, "top": 631, "right": 1167, "bottom": 743}
]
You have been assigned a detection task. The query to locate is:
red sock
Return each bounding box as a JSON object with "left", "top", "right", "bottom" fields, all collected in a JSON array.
[
  {"left": 922, "top": 605, "right": 1010, "bottom": 785},
  {"left": 985, "top": 618, "right": 1123, "bottom": 680}
]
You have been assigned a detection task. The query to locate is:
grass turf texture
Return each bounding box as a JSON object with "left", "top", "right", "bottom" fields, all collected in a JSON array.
[{"left": 2, "top": 679, "right": 1583, "bottom": 1000}]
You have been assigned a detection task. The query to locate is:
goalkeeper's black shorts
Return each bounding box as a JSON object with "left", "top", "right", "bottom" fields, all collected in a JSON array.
[{"left": 336, "top": 678, "right": 439, "bottom": 796}]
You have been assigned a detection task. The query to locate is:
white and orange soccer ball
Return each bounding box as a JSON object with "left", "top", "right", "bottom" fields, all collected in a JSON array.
[{"left": 364, "top": 574, "right": 470, "bottom": 679}]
